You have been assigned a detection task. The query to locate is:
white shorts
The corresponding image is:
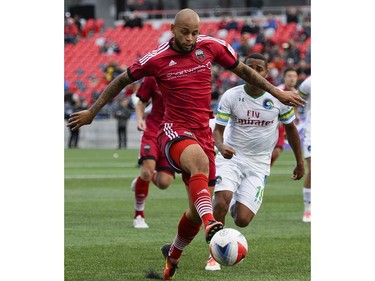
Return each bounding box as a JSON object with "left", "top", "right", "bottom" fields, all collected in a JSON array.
[{"left": 214, "top": 156, "right": 266, "bottom": 215}]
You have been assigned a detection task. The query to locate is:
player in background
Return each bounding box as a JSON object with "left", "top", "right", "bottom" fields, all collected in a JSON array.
[
  {"left": 205, "top": 53, "right": 305, "bottom": 271},
  {"left": 67, "top": 9, "right": 305, "bottom": 280},
  {"left": 271, "top": 67, "right": 300, "bottom": 166},
  {"left": 131, "top": 76, "right": 175, "bottom": 229},
  {"left": 297, "top": 75, "right": 311, "bottom": 223}
]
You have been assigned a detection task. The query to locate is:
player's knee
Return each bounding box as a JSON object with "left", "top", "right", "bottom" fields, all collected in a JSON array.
[
  {"left": 157, "top": 177, "right": 173, "bottom": 189},
  {"left": 190, "top": 155, "right": 209, "bottom": 174},
  {"left": 213, "top": 199, "right": 229, "bottom": 217},
  {"left": 234, "top": 217, "right": 251, "bottom": 228},
  {"left": 157, "top": 182, "right": 169, "bottom": 189},
  {"left": 140, "top": 170, "right": 154, "bottom": 181},
  {"left": 233, "top": 210, "right": 254, "bottom": 228},
  {"left": 182, "top": 147, "right": 209, "bottom": 175}
]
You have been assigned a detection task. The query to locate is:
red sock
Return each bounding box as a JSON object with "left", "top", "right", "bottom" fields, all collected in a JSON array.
[
  {"left": 134, "top": 177, "right": 150, "bottom": 218},
  {"left": 189, "top": 174, "right": 215, "bottom": 228},
  {"left": 169, "top": 212, "right": 202, "bottom": 262}
]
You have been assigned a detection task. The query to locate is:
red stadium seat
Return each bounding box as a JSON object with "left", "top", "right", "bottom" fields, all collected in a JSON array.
[
  {"left": 95, "top": 18, "right": 105, "bottom": 33},
  {"left": 81, "top": 18, "right": 95, "bottom": 38}
]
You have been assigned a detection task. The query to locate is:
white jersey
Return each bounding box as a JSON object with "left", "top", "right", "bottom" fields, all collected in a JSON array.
[
  {"left": 215, "top": 84, "right": 295, "bottom": 175},
  {"left": 298, "top": 76, "right": 311, "bottom": 154},
  {"left": 298, "top": 76, "right": 311, "bottom": 125}
]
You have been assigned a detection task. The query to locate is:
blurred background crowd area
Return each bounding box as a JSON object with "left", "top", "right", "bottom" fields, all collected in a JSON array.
[{"left": 64, "top": 0, "right": 311, "bottom": 119}]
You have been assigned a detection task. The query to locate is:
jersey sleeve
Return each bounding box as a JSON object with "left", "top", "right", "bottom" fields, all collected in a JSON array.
[
  {"left": 279, "top": 105, "right": 296, "bottom": 125},
  {"left": 136, "top": 77, "right": 155, "bottom": 103},
  {"left": 203, "top": 36, "right": 239, "bottom": 69},
  {"left": 128, "top": 59, "right": 155, "bottom": 82},
  {"left": 298, "top": 76, "right": 311, "bottom": 99},
  {"left": 127, "top": 45, "right": 166, "bottom": 82},
  {"left": 215, "top": 91, "right": 233, "bottom": 126}
]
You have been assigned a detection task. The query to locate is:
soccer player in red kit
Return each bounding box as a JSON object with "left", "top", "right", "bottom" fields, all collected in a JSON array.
[
  {"left": 67, "top": 8, "right": 305, "bottom": 280},
  {"left": 131, "top": 76, "right": 175, "bottom": 229}
]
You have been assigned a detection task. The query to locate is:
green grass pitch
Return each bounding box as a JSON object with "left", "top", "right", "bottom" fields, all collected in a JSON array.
[{"left": 65, "top": 148, "right": 310, "bottom": 281}]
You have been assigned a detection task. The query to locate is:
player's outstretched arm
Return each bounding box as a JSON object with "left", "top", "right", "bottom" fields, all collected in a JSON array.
[
  {"left": 232, "top": 62, "right": 306, "bottom": 107},
  {"left": 67, "top": 72, "right": 133, "bottom": 131}
]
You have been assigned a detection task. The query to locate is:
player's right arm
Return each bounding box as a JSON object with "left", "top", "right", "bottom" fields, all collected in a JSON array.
[
  {"left": 67, "top": 71, "right": 134, "bottom": 131},
  {"left": 231, "top": 61, "right": 305, "bottom": 107},
  {"left": 213, "top": 124, "right": 236, "bottom": 159}
]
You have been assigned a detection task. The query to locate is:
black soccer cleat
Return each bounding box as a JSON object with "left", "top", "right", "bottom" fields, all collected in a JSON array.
[{"left": 205, "top": 220, "right": 223, "bottom": 243}]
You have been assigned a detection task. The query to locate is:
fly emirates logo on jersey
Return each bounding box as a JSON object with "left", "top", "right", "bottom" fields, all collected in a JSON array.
[
  {"left": 166, "top": 61, "right": 212, "bottom": 80},
  {"left": 234, "top": 110, "right": 275, "bottom": 126}
]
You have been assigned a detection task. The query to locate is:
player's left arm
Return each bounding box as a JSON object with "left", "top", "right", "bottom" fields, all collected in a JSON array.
[
  {"left": 231, "top": 61, "right": 306, "bottom": 107},
  {"left": 284, "top": 122, "right": 305, "bottom": 180}
]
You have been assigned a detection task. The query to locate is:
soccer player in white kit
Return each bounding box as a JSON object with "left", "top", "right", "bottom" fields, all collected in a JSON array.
[
  {"left": 205, "top": 53, "right": 305, "bottom": 271},
  {"left": 298, "top": 76, "right": 311, "bottom": 223}
]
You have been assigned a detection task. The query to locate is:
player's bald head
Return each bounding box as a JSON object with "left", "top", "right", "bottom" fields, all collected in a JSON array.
[
  {"left": 171, "top": 9, "right": 200, "bottom": 54},
  {"left": 174, "top": 8, "right": 200, "bottom": 26}
]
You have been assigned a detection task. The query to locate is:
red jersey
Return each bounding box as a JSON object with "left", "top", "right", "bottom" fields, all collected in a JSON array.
[
  {"left": 136, "top": 76, "right": 165, "bottom": 138},
  {"left": 128, "top": 35, "right": 239, "bottom": 130}
]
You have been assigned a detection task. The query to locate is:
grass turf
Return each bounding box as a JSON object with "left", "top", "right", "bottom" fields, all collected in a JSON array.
[{"left": 65, "top": 148, "right": 310, "bottom": 281}]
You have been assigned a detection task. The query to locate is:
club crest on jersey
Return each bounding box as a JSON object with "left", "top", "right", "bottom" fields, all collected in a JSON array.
[
  {"left": 195, "top": 49, "right": 205, "bottom": 61},
  {"left": 216, "top": 176, "right": 222, "bottom": 185},
  {"left": 263, "top": 99, "right": 274, "bottom": 109},
  {"left": 143, "top": 144, "right": 151, "bottom": 153}
]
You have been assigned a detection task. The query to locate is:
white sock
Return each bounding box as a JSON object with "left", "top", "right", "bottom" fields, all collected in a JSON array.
[{"left": 303, "top": 187, "right": 311, "bottom": 212}]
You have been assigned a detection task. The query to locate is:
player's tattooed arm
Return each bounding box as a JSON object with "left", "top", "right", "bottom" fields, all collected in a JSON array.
[
  {"left": 67, "top": 72, "right": 134, "bottom": 131},
  {"left": 232, "top": 61, "right": 275, "bottom": 93},
  {"left": 90, "top": 72, "right": 133, "bottom": 115},
  {"left": 231, "top": 62, "right": 305, "bottom": 107}
]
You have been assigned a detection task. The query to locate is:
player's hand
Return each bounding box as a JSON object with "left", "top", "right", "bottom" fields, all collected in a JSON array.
[
  {"left": 67, "top": 110, "right": 95, "bottom": 131},
  {"left": 277, "top": 89, "right": 306, "bottom": 107},
  {"left": 291, "top": 163, "right": 305, "bottom": 180},
  {"left": 137, "top": 119, "right": 146, "bottom": 131},
  {"left": 218, "top": 144, "right": 236, "bottom": 159}
]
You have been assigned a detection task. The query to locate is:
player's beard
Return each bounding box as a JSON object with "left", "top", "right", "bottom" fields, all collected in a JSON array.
[{"left": 174, "top": 37, "right": 195, "bottom": 54}]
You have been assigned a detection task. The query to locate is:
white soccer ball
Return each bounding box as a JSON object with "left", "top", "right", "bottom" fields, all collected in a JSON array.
[{"left": 209, "top": 228, "right": 248, "bottom": 266}]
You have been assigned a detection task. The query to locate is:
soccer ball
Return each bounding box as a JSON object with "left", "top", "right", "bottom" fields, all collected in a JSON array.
[{"left": 209, "top": 228, "right": 248, "bottom": 266}]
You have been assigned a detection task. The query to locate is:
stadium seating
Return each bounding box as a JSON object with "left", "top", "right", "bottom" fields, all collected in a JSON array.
[{"left": 65, "top": 18, "right": 310, "bottom": 103}]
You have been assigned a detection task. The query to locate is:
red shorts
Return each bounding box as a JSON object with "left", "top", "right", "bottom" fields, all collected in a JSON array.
[
  {"left": 275, "top": 124, "right": 286, "bottom": 148},
  {"left": 139, "top": 131, "right": 175, "bottom": 175},
  {"left": 157, "top": 123, "right": 216, "bottom": 186}
]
